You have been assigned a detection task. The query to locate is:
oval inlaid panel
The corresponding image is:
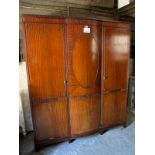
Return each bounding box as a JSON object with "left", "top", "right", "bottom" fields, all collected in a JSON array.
[{"left": 73, "top": 36, "right": 99, "bottom": 88}]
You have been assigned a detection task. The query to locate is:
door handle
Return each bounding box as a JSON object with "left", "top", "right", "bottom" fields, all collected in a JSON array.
[
  {"left": 64, "top": 80, "right": 68, "bottom": 85},
  {"left": 103, "top": 75, "right": 107, "bottom": 80}
]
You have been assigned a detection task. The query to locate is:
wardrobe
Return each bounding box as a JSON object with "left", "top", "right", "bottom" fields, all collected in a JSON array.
[{"left": 22, "top": 15, "right": 130, "bottom": 149}]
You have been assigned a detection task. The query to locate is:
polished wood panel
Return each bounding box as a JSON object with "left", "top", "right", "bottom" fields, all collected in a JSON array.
[
  {"left": 33, "top": 98, "right": 68, "bottom": 141},
  {"left": 101, "top": 91, "right": 127, "bottom": 128},
  {"left": 102, "top": 27, "right": 130, "bottom": 91},
  {"left": 102, "top": 21, "right": 130, "bottom": 28},
  {"left": 67, "top": 19, "right": 102, "bottom": 137},
  {"left": 69, "top": 95, "right": 101, "bottom": 135},
  {"left": 22, "top": 16, "right": 130, "bottom": 148},
  {"left": 101, "top": 24, "right": 130, "bottom": 129},
  {"left": 67, "top": 21, "right": 102, "bottom": 96},
  {"left": 23, "top": 16, "right": 69, "bottom": 147},
  {"left": 22, "top": 15, "right": 65, "bottom": 24},
  {"left": 73, "top": 35, "right": 99, "bottom": 88},
  {"left": 67, "top": 18, "right": 102, "bottom": 25},
  {"left": 24, "top": 22, "right": 66, "bottom": 100}
]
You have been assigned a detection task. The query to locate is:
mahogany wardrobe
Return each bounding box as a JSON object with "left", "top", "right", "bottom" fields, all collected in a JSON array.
[{"left": 22, "top": 15, "right": 130, "bottom": 149}]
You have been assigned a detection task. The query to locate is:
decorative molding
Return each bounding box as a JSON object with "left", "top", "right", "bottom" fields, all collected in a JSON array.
[{"left": 72, "top": 36, "right": 99, "bottom": 88}]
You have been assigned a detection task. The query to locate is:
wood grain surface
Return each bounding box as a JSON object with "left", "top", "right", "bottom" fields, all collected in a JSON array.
[
  {"left": 69, "top": 95, "right": 101, "bottom": 135},
  {"left": 101, "top": 23, "right": 130, "bottom": 129},
  {"left": 66, "top": 20, "right": 102, "bottom": 96},
  {"left": 101, "top": 91, "right": 127, "bottom": 128},
  {"left": 33, "top": 98, "right": 68, "bottom": 141},
  {"left": 22, "top": 16, "right": 130, "bottom": 148},
  {"left": 25, "top": 22, "right": 66, "bottom": 100}
]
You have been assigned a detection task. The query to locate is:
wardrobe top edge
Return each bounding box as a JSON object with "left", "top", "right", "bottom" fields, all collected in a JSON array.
[{"left": 22, "top": 15, "right": 130, "bottom": 28}]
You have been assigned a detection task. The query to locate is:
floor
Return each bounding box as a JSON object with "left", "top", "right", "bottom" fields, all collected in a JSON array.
[{"left": 20, "top": 108, "right": 135, "bottom": 155}]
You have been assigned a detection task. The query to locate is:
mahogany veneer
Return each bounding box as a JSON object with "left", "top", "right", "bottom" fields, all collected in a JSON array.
[{"left": 22, "top": 15, "right": 130, "bottom": 149}]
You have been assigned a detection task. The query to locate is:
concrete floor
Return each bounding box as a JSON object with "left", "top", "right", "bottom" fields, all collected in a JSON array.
[{"left": 20, "top": 108, "right": 135, "bottom": 155}]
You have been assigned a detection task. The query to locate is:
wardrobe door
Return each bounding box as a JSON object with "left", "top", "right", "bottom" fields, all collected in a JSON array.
[
  {"left": 101, "top": 23, "right": 130, "bottom": 128},
  {"left": 101, "top": 91, "right": 127, "bottom": 128},
  {"left": 69, "top": 95, "right": 101, "bottom": 135},
  {"left": 67, "top": 19, "right": 102, "bottom": 136},
  {"left": 23, "top": 17, "right": 68, "bottom": 142}
]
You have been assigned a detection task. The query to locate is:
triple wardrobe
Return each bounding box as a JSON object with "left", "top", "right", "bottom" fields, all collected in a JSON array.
[{"left": 22, "top": 15, "right": 130, "bottom": 149}]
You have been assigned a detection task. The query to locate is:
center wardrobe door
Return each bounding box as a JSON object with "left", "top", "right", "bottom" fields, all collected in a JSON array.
[
  {"left": 67, "top": 21, "right": 102, "bottom": 136},
  {"left": 24, "top": 21, "right": 68, "bottom": 142}
]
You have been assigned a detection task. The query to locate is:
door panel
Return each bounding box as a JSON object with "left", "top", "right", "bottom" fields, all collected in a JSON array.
[
  {"left": 101, "top": 26, "right": 130, "bottom": 129},
  {"left": 70, "top": 95, "right": 101, "bottom": 135},
  {"left": 101, "top": 91, "right": 127, "bottom": 128},
  {"left": 24, "top": 20, "right": 69, "bottom": 142},
  {"left": 102, "top": 28, "right": 130, "bottom": 90},
  {"left": 73, "top": 36, "right": 99, "bottom": 88},
  {"left": 67, "top": 23, "right": 102, "bottom": 96},
  {"left": 67, "top": 21, "right": 102, "bottom": 136},
  {"left": 25, "top": 23, "right": 66, "bottom": 100},
  {"left": 33, "top": 98, "right": 68, "bottom": 141}
]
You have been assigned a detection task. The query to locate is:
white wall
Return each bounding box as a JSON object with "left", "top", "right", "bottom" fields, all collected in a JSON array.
[
  {"left": 19, "top": 62, "right": 33, "bottom": 132},
  {"left": 118, "top": 0, "right": 130, "bottom": 8}
]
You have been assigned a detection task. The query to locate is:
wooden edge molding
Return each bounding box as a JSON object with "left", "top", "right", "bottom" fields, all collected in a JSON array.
[
  {"left": 102, "top": 21, "right": 131, "bottom": 28},
  {"left": 69, "top": 93, "right": 101, "bottom": 99},
  {"left": 22, "top": 15, "right": 65, "bottom": 23},
  {"left": 103, "top": 88, "right": 127, "bottom": 94},
  {"left": 22, "top": 15, "right": 131, "bottom": 27},
  {"left": 31, "top": 96, "right": 67, "bottom": 105}
]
